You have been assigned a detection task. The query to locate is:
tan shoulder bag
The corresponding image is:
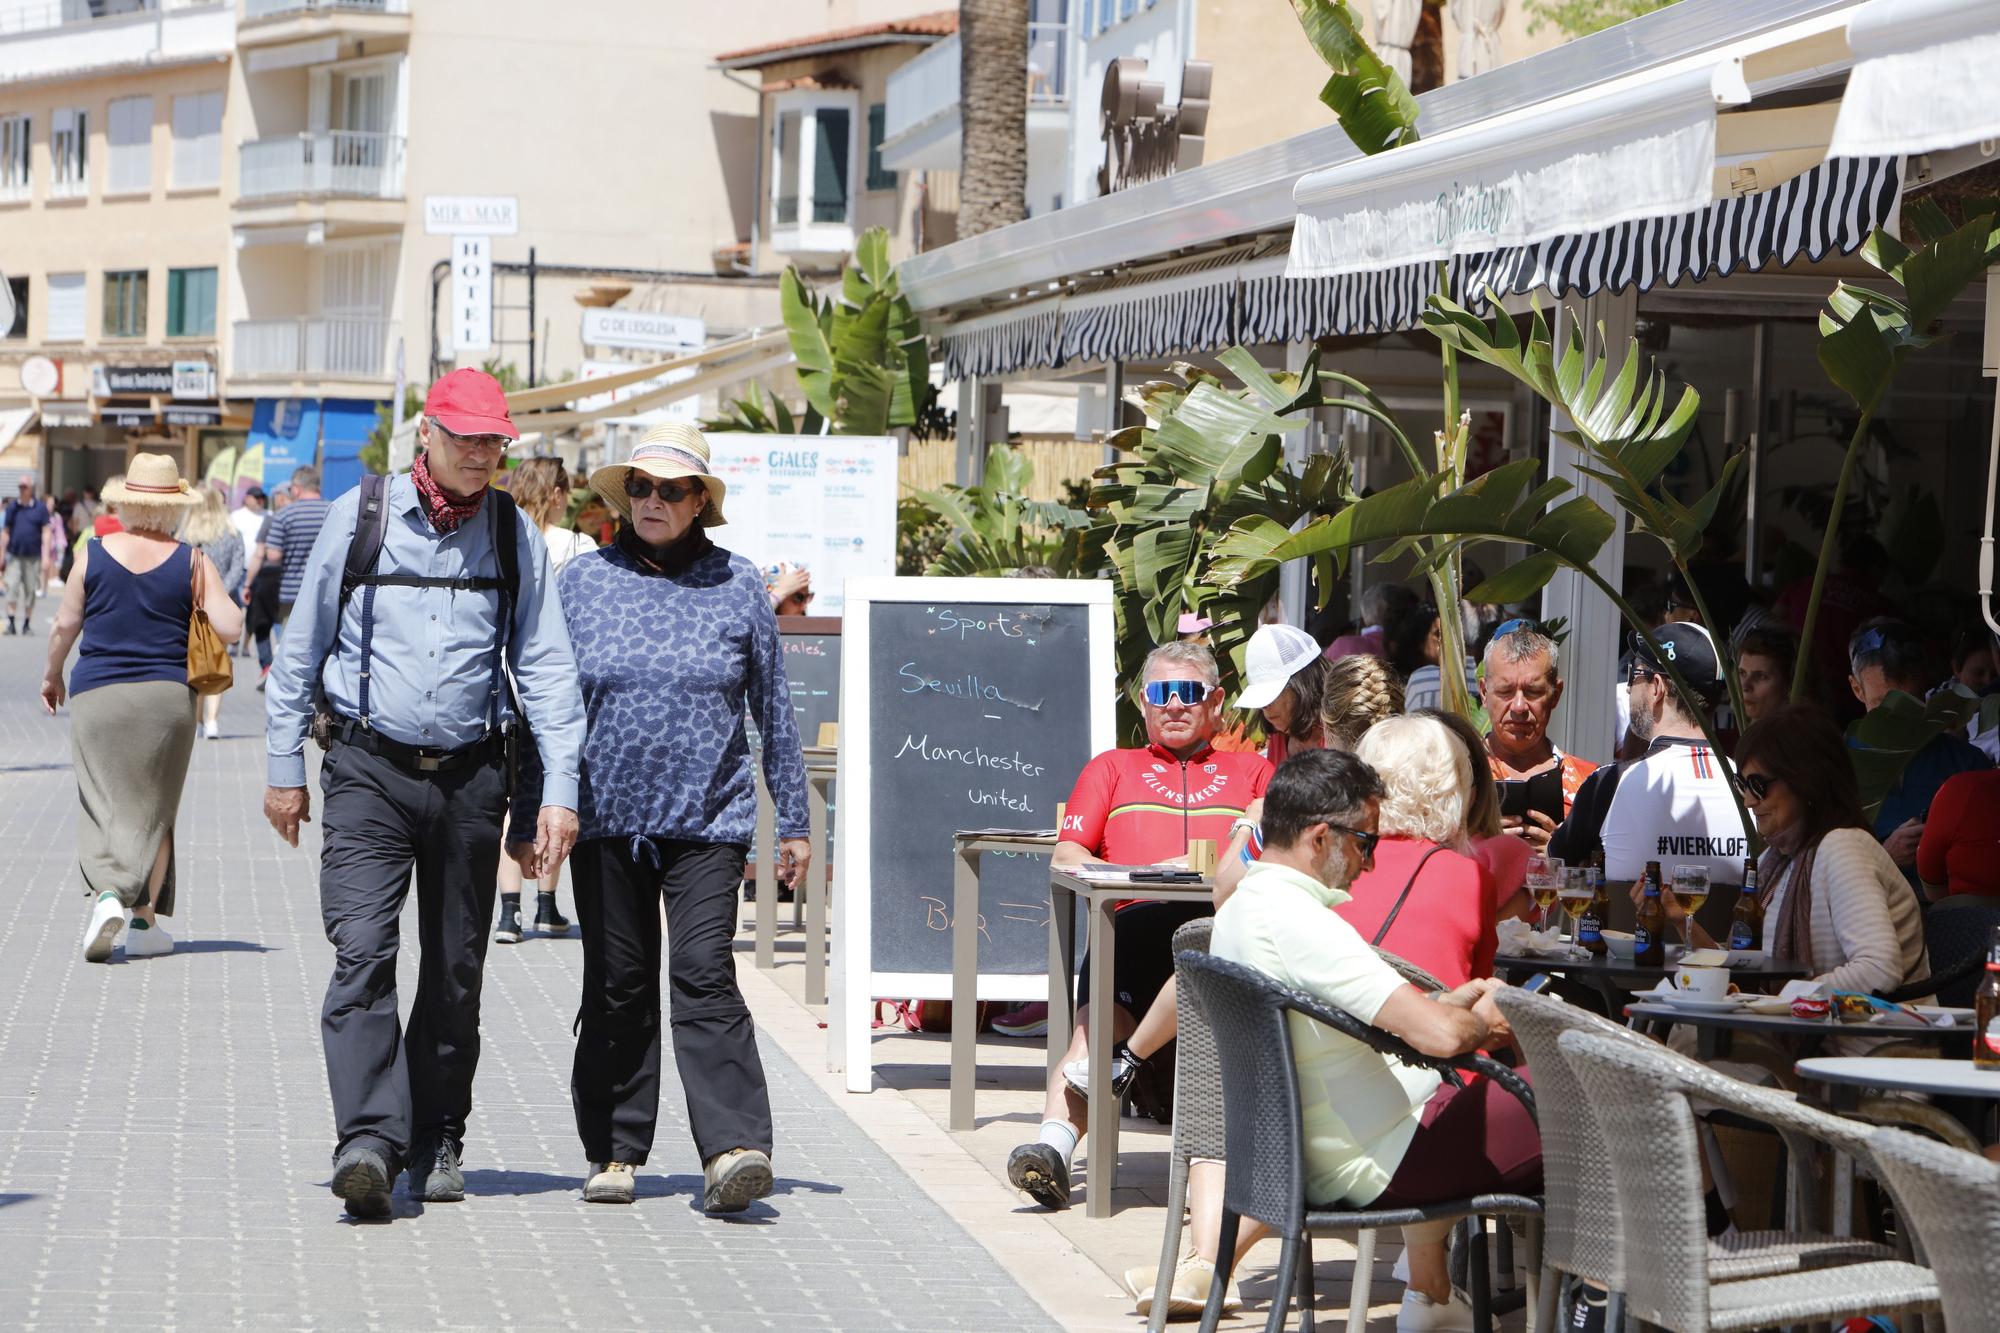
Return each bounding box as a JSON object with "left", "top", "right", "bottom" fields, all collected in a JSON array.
[{"left": 187, "top": 549, "right": 233, "bottom": 696}]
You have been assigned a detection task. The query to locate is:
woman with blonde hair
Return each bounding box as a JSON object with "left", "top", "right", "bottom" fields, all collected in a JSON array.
[
  {"left": 40, "top": 454, "right": 243, "bottom": 961},
  {"left": 1416, "top": 708, "right": 1533, "bottom": 921},
  {"left": 1320, "top": 651, "right": 1406, "bottom": 751},
  {"left": 495, "top": 456, "right": 595, "bottom": 943},
  {"left": 1336, "top": 714, "right": 1498, "bottom": 988},
  {"left": 181, "top": 485, "right": 244, "bottom": 740}
]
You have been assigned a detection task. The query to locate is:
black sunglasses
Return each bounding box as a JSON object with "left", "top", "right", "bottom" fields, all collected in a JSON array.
[
  {"left": 624, "top": 475, "right": 702, "bottom": 504},
  {"left": 1326, "top": 823, "right": 1381, "bottom": 859},
  {"left": 1732, "top": 772, "right": 1776, "bottom": 801},
  {"left": 1629, "top": 665, "right": 1660, "bottom": 687}
]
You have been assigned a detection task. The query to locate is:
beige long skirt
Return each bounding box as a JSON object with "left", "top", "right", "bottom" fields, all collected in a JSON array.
[{"left": 70, "top": 679, "right": 195, "bottom": 915}]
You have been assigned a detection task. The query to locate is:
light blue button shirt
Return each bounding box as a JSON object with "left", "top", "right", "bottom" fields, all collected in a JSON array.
[{"left": 264, "top": 473, "right": 584, "bottom": 809}]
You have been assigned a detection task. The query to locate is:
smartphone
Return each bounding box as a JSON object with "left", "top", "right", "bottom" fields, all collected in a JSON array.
[{"left": 1498, "top": 767, "right": 1566, "bottom": 825}]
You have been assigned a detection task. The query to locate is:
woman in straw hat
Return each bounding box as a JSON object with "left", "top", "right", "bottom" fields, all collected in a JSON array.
[
  {"left": 515, "top": 422, "right": 808, "bottom": 1212},
  {"left": 40, "top": 453, "right": 244, "bottom": 962}
]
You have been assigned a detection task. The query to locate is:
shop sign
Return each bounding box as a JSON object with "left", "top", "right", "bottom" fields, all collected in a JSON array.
[
  {"left": 580, "top": 309, "right": 705, "bottom": 353},
  {"left": 94, "top": 365, "right": 176, "bottom": 395},
  {"left": 424, "top": 194, "right": 519, "bottom": 236},
  {"left": 20, "top": 355, "right": 59, "bottom": 399},
  {"left": 1097, "top": 58, "right": 1213, "bottom": 195},
  {"left": 172, "top": 360, "right": 215, "bottom": 401},
  {"left": 104, "top": 407, "right": 159, "bottom": 429},
  {"left": 42, "top": 402, "right": 91, "bottom": 428},
  {"left": 165, "top": 406, "right": 222, "bottom": 427}
]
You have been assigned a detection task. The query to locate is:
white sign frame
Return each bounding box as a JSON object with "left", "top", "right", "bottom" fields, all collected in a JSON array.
[
  {"left": 830, "top": 577, "right": 1117, "bottom": 1089},
  {"left": 452, "top": 235, "right": 493, "bottom": 356},
  {"left": 703, "top": 433, "right": 895, "bottom": 618},
  {"left": 581, "top": 308, "right": 705, "bottom": 352},
  {"left": 424, "top": 194, "right": 519, "bottom": 236}
]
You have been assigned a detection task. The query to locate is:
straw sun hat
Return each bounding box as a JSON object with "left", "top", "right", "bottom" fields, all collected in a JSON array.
[
  {"left": 588, "top": 422, "right": 728, "bottom": 527},
  {"left": 102, "top": 452, "right": 199, "bottom": 507}
]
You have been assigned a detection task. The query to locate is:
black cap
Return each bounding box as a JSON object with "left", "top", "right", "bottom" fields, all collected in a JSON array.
[
  {"left": 243, "top": 485, "right": 266, "bottom": 501},
  {"left": 1629, "top": 621, "right": 1723, "bottom": 694}
]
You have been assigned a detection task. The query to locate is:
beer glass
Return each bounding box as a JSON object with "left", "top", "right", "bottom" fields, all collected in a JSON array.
[
  {"left": 1558, "top": 867, "right": 1593, "bottom": 952},
  {"left": 1526, "top": 854, "right": 1563, "bottom": 931},
  {"left": 1671, "top": 864, "right": 1710, "bottom": 954}
]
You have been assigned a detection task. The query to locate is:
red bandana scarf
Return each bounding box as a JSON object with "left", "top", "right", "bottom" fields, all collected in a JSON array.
[{"left": 411, "top": 451, "right": 485, "bottom": 533}]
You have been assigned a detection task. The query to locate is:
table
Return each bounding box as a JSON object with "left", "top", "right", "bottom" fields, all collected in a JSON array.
[
  {"left": 946, "top": 832, "right": 1061, "bottom": 1135},
  {"left": 1497, "top": 949, "right": 1811, "bottom": 1016},
  {"left": 1796, "top": 1056, "right": 2000, "bottom": 1102},
  {"left": 1055, "top": 869, "right": 1215, "bottom": 1219},
  {"left": 1624, "top": 1002, "right": 1966, "bottom": 1061},
  {"left": 753, "top": 745, "right": 836, "bottom": 988}
]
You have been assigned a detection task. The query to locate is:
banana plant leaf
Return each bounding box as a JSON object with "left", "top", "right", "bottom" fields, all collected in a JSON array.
[{"left": 1287, "top": 0, "right": 1421, "bottom": 154}]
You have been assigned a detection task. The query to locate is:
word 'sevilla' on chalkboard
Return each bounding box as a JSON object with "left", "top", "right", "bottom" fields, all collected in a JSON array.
[{"left": 831, "top": 578, "right": 1116, "bottom": 1090}]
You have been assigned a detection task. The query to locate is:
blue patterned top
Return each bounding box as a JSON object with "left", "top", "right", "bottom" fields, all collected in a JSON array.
[{"left": 532, "top": 535, "right": 810, "bottom": 847}]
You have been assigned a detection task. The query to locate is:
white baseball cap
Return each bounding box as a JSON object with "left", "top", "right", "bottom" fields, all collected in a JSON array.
[{"left": 1235, "top": 624, "right": 1323, "bottom": 711}]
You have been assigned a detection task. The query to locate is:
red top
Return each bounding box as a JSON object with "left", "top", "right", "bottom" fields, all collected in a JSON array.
[
  {"left": 1335, "top": 837, "right": 1497, "bottom": 989},
  {"left": 1916, "top": 769, "right": 2000, "bottom": 896},
  {"left": 1060, "top": 741, "right": 1272, "bottom": 872}
]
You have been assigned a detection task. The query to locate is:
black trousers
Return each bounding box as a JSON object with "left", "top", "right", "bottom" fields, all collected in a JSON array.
[
  {"left": 317, "top": 740, "right": 506, "bottom": 1168},
  {"left": 571, "top": 836, "right": 773, "bottom": 1167}
]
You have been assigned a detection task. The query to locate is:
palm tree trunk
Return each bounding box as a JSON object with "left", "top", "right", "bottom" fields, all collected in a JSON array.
[{"left": 958, "top": 0, "right": 1028, "bottom": 237}]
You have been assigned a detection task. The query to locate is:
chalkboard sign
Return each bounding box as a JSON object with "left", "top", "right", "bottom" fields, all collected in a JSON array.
[
  {"left": 778, "top": 615, "right": 841, "bottom": 743},
  {"left": 833, "top": 578, "right": 1115, "bottom": 1084}
]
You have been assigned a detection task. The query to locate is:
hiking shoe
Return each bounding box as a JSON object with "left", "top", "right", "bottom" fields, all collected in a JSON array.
[
  {"left": 331, "top": 1145, "right": 393, "bottom": 1220},
  {"left": 1006, "top": 1142, "right": 1071, "bottom": 1210},
  {"left": 991, "top": 1002, "right": 1049, "bottom": 1039},
  {"left": 124, "top": 921, "right": 173, "bottom": 958},
  {"left": 701, "top": 1148, "right": 774, "bottom": 1213},
  {"left": 1061, "top": 1041, "right": 1147, "bottom": 1103},
  {"left": 584, "top": 1161, "right": 637, "bottom": 1204},
  {"left": 533, "top": 894, "right": 570, "bottom": 936},
  {"left": 407, "top": 1139, "right": 464, "bottom": 1203},
  {"left": 83, "top": 893, "right": 128, "bottom": 963},
  {"left": 494, "top": 907, "right": 523, "bottom": 945}
]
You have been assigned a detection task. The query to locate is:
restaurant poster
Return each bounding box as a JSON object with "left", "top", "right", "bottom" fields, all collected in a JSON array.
[{"left": 703, "top": 434, "right": 897, "bottom": 618}]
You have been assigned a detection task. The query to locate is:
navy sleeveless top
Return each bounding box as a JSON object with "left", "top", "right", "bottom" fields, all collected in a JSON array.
[{"left": 70, "top": 540, "right": 195, "bottom": 698}]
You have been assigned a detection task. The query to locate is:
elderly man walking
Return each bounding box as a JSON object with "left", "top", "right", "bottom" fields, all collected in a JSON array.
[
  {"left": 1479, "top": 618, "right": 1597, "bottom": 850},
  {"left": 265, "top": 368, "right": 585, "bottom": 1220},
  {"left": 4, "top": 475, "right": 51, "bottom": 635}
]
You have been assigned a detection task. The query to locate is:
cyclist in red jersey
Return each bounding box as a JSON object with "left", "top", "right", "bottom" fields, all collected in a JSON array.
[{"left": 1006, "top": 641, "right": 1271, "bottom": 1210}]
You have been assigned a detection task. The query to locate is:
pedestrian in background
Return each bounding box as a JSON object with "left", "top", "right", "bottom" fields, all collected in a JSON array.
[
  {"left": 183, "top": 486, "right": 245, "bottom": 741},
  {"left": 541, "top": 423, "right": 807, "bottom": 1212},
  {"left": 493, "top": 455, "right": 593, "bottom": 943},
  {"left": 40, "top": 454, "right": 243, "bottom": 962},
  {"left": 263, "top": 466, "right": 328, "bottom": 625},
  {"left": 5, "top": 474, "right": 51, "bottom": 635},
  {"left": 228, "top": 486, "right": 268, "bottom": 658},
  {"left": 264, "top": 369, "right": 585, "bottom": 1220}
]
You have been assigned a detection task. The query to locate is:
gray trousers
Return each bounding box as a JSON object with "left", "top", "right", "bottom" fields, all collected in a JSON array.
[{"left": 317, "top": 739, "right": 506, "bottom": 1168}]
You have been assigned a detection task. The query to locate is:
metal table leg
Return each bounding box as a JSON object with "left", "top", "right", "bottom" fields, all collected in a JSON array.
[
  {"left": 949, "top": 846, "right": 982, "bottom": 1133},
  {"left": 1048, "top": 879, "right": 1077, "bottom": 1083},
  {"left": 804, "top": 775, "right": 829, "bottom": 1005},
  {"left": 753, "top": 772, "right": 776, "bottom": 969},
  {"left": 1086, "top": 892, "right": 1118, "bottom": 1219}
]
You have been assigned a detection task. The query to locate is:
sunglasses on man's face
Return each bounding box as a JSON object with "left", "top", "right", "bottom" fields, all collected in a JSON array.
[
  {"left": 624, "top": 475, "right": 701, "bottom": 504},
  {"left": 1143, "top": 679, "right": 1213, "bottom": 707},
  {"left": 1326, "top": 823, "right": 1381, "bottom": 859}
]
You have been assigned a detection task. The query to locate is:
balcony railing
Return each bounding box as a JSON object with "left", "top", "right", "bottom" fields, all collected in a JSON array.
[
  {"left": 233, "top": 317, "right": 395, "bottom": 379},
  {"left": 884, "top": 24, "right": 1069, "bottom": 147},
  {"left": 238, "top": 131, "right": 405, "bottom": 201},
  {"left": 243, "top": 0, "right": 405, "bottom": 18},
  {"left": 1027, "top": 20, "right": 1068, "bottom": 104}
]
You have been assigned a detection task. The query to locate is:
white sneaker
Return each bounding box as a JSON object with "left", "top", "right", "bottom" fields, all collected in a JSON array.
[
  {"left": 1397, "top": 1288, "right": 1476, "bottom": 1332},
  {"left": 1130, "top": 1257, "right": 1240, "bottom": 1321},
  {"left": 124, "top": 922, "right": 174, "bottom": 958},
  {"left": 83, "top": 893, "right": 127, "bottom": 963},
  {"left": 203, "top": 720, "right": 220, "bottom": 740}
]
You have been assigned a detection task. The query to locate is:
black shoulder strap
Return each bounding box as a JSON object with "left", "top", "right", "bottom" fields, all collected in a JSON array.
[
  {"left": 340, "top": 472, "right": 390, "bottom": 602},
  {"left": 1371, "top": 843, "right": 1448, "bottom": 947}
]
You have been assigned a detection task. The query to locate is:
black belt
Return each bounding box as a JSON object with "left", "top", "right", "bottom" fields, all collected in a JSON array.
[{"left": 331, "top": 717, "right": 503, "bottom": 774}]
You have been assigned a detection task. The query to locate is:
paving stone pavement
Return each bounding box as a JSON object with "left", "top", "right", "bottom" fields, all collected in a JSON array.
[{"left": 0, "top": 630, "right": 1063, "bottom": 1332}]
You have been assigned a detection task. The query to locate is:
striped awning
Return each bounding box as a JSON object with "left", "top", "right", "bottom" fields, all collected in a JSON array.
[{"left": 933, "top": 154, "right": 1901, "bottom": 378}]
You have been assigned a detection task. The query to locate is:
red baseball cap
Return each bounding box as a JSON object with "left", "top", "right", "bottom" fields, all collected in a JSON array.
[{"left": 423, "top": 367, "right": 518, "bottom": 441}]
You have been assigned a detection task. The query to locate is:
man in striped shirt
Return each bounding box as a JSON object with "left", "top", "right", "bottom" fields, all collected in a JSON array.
[{"left": 264, "top": 465, "right": 331, "bottom": 623}]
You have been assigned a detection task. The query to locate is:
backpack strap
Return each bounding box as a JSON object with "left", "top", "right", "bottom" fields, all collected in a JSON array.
[
  {"left": 484, "top": 486, "right": 521, "bottom": 732},
  {"left": 1371, "top": 843, "right": 1448, "bottom": 948}
]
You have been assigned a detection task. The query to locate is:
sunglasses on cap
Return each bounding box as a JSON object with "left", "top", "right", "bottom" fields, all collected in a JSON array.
[
  {"left": 1492, "top": 617, "right": 1546, "bottom": 639},
  {"left": 1143, "top": 679, "right": 1213, "bottom": 707},
  {"left": 624, "top": 475, "right": 702, "bottom": 504},
  {"left": 1732, "top": 771, "right": 1776, "bottom": 801}
]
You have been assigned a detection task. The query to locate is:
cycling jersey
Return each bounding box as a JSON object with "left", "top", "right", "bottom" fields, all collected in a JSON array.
[
  {"left": 1549, "top": 735, "right": 1750, "bottom": 886},
  {"left": 1060, "top": 741, "right": 1272, "bottom": 868}
]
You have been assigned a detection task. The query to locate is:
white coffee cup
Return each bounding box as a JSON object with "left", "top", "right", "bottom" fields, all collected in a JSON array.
[{"left": 1674, "top": 965, "right": 1730, "bottom": 1000}]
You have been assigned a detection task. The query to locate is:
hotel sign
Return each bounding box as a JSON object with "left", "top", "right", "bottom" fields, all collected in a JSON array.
[{"left": 423, "top": 195, "right": 519, "bottom": 236}]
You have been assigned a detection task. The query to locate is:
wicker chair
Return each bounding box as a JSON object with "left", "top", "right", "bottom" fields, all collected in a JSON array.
[
  {"left": 1557, "top": 1030, "right": 1939, "bottom": 1331},
  {"left": 1867, "top": 1125, "right": 2000, "bottom": 1330},
  {"left": 1147, "top": 918, "right": 1223, "bottom": 1333},
  {"left": 1878, "top": 894, "right": 2000, "bottom": 1008},
  {"left": 1179, "top": 951, "right": 1541, "bottom": 1333},
  {"left": 1493, "top": 988, "right": 1893, "bottom": 1331}
]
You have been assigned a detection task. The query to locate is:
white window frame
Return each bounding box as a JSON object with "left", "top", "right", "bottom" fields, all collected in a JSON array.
[
  {"left": 170, "top": 90, "right": 223, "bottom": 190},
  {"left": 46, "top": 272, "right": 86, "bottom": 343},
  {"left": 50, "top": 108, "right": 87, "bottom": 199},
  {"left": 768, "top": 89, "right": 859, "bottom": 255},
  {"left": 0, "top": 114, "right": 29, "bottom": 202},
  {"left": 106, "top": 95, "right": 151, "bottom": 196}
]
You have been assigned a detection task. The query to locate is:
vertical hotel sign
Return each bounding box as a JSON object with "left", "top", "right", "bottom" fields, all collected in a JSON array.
[{"left": 452, "top": 235, "right": 492, "bottom": 356}]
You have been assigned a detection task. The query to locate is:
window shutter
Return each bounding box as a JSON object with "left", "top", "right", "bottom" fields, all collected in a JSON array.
[
  {"left": 866, "top": 103, "right": 897, "bottom": 192},
  {"left": 108, "top": 96, "right": 151, "bottom": 194},
  {"left": 171, "top": 91, "right": 222, "bottom": 189},
  {"left": 46, "top": 273, "right": 85, "bottom": 342}
]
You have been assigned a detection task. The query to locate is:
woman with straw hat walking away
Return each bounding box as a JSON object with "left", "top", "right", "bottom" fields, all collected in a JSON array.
[
  {"left": 518, "top": 423, "right": 809, "bottom": 1212},
  {"left": 39, "top": 454, "right": 243, "bottom": 961}
]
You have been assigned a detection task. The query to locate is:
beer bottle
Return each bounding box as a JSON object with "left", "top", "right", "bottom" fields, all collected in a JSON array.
[
  {"left": 1975, "top": 927, "right": 2000, "bottom": 1072},
  {"left": 1727, "top": 857, "right": 1764, "bottom": 952},
  {"left": 1634, "top": 860, "right": 1667, "bottom": 968},
  {"left": 1577, "top": 859, "right": 1607, "bottom": 955}
]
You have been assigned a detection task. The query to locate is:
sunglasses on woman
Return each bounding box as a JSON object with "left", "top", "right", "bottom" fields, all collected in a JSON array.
[
  {"left": 624, "top": 475, "right": 701, "bottom": 504},
  {"left": 1732, "top": 771, "right": 1776, "bottom": 801},
  {"left": 1142, "top": 679, "right": 1212, "bottom": 707}
]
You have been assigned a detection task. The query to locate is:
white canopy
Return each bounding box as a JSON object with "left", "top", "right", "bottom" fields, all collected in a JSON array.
[
  {"left": 1828, "top": 0, "right": 2000, "bottom": 158},
  {"left": 1288, "top": 59, "right": 1751, "bottom": 279}
]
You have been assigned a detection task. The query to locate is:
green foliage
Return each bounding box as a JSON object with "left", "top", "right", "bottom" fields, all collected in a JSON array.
[
  {"left": 908, "top": 443, "right": 1106, "bottom": 578},
  {"left": 780, "top": 226, "right": 937, "bottom": 436},
  {"left": 1523, "top": 0, "right": 1679, "bottom": 38},
  {"left": 1847, "top": 687, "right": 1982, "bottom": 821},
  {"left": 1287, "top": 0, "right": 1420, "bottom": 154},
  {"left": 363, "top": 384, "right": 424, "bottom": 475},
  {"left": 701, "top": 381, "right": 821, "bottom": 436}
]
